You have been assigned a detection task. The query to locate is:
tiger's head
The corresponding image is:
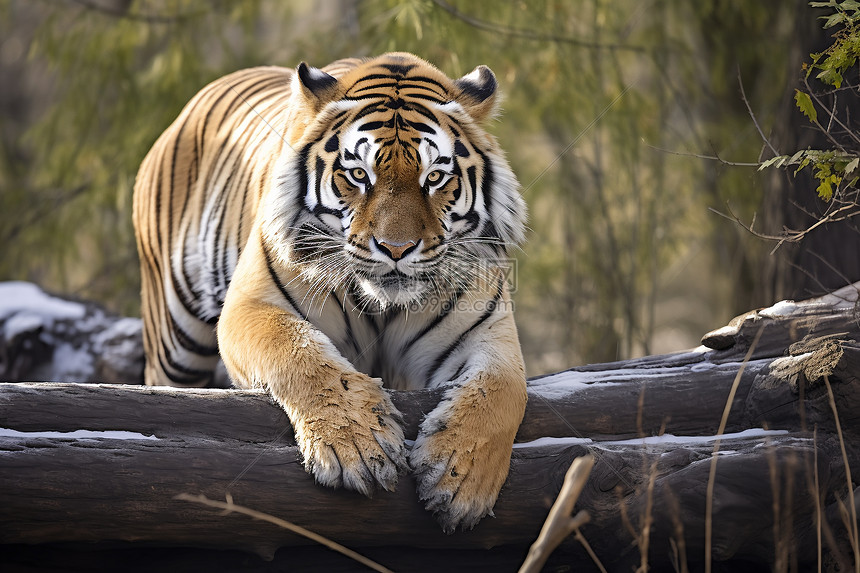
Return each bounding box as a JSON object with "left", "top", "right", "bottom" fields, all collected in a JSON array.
[{"left": 262, "top": 53, "right": 526, "bottom": 310}]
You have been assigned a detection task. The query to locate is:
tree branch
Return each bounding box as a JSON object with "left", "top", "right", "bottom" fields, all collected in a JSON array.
[
  {"left": 428, "top": 0, "right": 647, "bottom": 52},
  {"left": 66, "top": 0, "right": 208, "bottom": 24}
]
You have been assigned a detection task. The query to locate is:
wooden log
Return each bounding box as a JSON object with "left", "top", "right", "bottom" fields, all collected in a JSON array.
[
  {"left": 1, "top": 376, "right": 859, "bottom": 571},
  {"left": 701, "top": 281, "right": 860, "bottom": 359},
  {"left": 0, "top": 418, "right": 847, "bottom": 571},
  {"left": 3, "top": 281, "right": 860, "bottom": 571}
]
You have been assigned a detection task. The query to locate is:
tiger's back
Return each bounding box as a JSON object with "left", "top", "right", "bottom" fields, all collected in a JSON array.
[{"left": 134, "top": 63, "right": 356, "bottom": 386}]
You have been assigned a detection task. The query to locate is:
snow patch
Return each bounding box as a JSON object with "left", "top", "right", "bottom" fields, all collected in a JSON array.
[
  {"left": 0, "top": 428, "right": 158, "bottom": 440},
  {"left": 690, "top": 362, "right": 717, "bottom": 372},
  {"left": 704, "top": 325, "right": 737, "bottom": 338},
  {"left": 528, "top": 367, "right": 684, "bottom": 397},
  {"left": 0, "top": 282, "right": 85, "bottom": 322},
  {"left": 599, "top": 428, "right": 789, "bottom": 447},
  {"left": 50, "top": 343, "right": 94, "bottom": 382},
  {"left": 4, "top": 313, "right": 44, "bottom": 340},
  {"left": 513, "top": 436, "right": 593, "bottom": 449},
  {"left": 91, "top": 317, "right": 142, "bottom": 354},
  {"left": 759, "top": 300, "right": 799, "bottom": 318},
  {"left": 513, "top": 428, "right": 790, "bottom": 450}
]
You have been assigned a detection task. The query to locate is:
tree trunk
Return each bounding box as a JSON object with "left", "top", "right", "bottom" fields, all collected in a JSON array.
[{"left": 757, "top": 0, "right": 860, "bottom": 304}]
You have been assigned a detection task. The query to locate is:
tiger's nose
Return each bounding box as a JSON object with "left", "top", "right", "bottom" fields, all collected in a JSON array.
[{"left": 372, "top": 237, "right": 418, "bottom": 261}]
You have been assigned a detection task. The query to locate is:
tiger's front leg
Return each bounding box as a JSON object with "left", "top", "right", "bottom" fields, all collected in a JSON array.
[
  {"left": 217, "top": 241, "right": 408, "bottom": 495},
  {"left": 410, "top": 291, "right": 528, "bottom": 533}
]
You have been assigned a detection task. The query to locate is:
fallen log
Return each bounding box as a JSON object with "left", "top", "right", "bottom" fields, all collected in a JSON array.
[{"left": 1, "top": 281, "right": 860, "bottom": 572}]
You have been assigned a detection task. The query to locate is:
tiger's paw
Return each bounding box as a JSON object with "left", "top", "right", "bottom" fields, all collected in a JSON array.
[
  {"left": 410, "top": 416, "right": 512, "bottom": 534},
  {"left": 293, "top": 371, "right": 408, "bottom": 496}
]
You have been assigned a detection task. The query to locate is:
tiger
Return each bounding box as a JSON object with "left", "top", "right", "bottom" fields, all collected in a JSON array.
[{"left": 132, "top": 52, "right": 528, "bottom": 533}]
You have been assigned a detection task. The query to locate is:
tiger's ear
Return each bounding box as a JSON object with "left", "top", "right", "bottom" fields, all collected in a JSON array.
[
  {"left": 453, "top": 65, "right": 498, "bottom": 123},
  {"left": 295, "top": 62, "right": 340, "bottom": 111}
]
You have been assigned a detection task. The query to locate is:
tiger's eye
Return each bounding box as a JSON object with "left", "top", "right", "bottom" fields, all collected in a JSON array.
[
  {"left": 426, "top": 170, "right": 442, "bottom": 184},
  {"left": 350, "top": 168, "right": 367, "bottom": 182}
]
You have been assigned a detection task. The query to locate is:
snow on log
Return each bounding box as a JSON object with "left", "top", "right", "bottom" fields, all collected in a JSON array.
[
  {"left": 2, "top": 281, "right": 860, "bottom": 571},
  {"left": 0, "top": 282, "right": 144, "bottom": 384}
]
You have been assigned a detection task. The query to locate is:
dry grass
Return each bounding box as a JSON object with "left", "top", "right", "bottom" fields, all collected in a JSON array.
[
  {"left": 824, "top": 375, "right": 860, "bottom": 572},
  {"left": 704, "top": 324, "right": 764, "bottom": 573},
  {"left": 175, "top": 492, "right": 396, "bottom": 573}
]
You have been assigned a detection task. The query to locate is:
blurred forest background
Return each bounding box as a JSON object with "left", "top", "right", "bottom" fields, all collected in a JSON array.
[{"left": 2, "top": 0, "right": 859, "bottom": 376}]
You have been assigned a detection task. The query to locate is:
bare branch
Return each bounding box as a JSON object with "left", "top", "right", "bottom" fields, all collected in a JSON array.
[
  {"left": 710, "top": 201, "right": 860, "bottom": 252},
  {"left": 429, "top": 0, "right": 646, "bottom": 52},
  {"left": 803, "top": 77, "right": 860, "bottom": 150},
  {"left": 737, "top": 66, "right": 780, "bottom": 157},
  {"left": 519, "top": 455, "right": 599, "bottom": 573},
  {"left": 644, "top": 143, "right": 761, "bottom": 167}
]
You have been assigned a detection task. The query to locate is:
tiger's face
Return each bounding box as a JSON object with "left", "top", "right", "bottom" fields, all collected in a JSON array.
[{"left": 262, "top": 53, "right": 526, "bottom": 310}]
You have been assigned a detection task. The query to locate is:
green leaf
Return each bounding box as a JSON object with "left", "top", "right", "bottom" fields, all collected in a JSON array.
[
  {"left": 823, "top": 12, "right": 847, "bottom": 28},
  {"left": 817, "top": 176, "right": 835, "bottom": 200},
  {"left": 817, "top": 68, "right": 845, "bottom": 88},
  {"left": 788, "top": 149, "right": 807, "bottom": 164},
  {"left": 759, "top": 155, "right": 789, "bottom": 170},
  {"left": 795, "top": 90, "right": 818, "bottom": 123},
  {"left": 846, "top": 157, "right": 860, "bottom": 174}
]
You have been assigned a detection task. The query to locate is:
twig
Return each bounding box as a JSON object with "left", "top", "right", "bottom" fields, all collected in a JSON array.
[
  {"left": 704, "top": 324, "right": 764, "bottom": 573},
  {"left": 519, "top": 455, "right": 601, "bottom": 573},
  {"left": 643, "top": 142, "right": 762, "bottom": 167},
  {"left": 175, "top": 493, "right": 395, "bottom": 573},
  {"left": 709, "top": 202, "right": 860, "bottom": 253},
  {"left": 738, "top": 66, "right": 779, "bottom": 157},
  {"left": 802, "top": 79, "right": 852, "bottom": 153},
  {"left": 804, "top": 77, "right": 860, "bottom": 148}
]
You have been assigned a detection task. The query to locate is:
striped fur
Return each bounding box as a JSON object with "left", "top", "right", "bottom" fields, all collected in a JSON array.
[{"left": 133, "top": 53, "right": 527, "bottom": 533}]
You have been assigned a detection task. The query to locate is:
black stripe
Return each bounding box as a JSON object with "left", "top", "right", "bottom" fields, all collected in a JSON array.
[
  {"left": 168, "top": 113, "right": 204, "bottom": 316},
  {"left": 331, "top": 112, "right": 350, "bottom": 131},
  {"left": 403, "top": 102, "right": 442, "bottom": 124},
  {"left": 343, "top": 92, "right": 397, "bottom": 101},
  {"left": 397, "top": 76, "right": 449, "bottom": 94},
  {"left": 358, "top": 120, "right": 392, "bottom": 131},
  {"left": 451, "top": 360, "right": 469, "bottom": 381},
  {"left": 331, "top": 291, "right": 362, "bottom": 358},
  {"left": 477, "top": 148, "right": 494, "bottom": 215},
  {"left": 289, "top": 144, "right": 313, "bottom": 229},
  {"left": 262, "top": 239, "right": 308, "bottom": 322},
  {"left": 324, "top": 133, "right": 339, "bottom": 152},
  {"left": 314, "top": 156, "right": 327, "bottom": 208},
  {"left": 429, "top": 278, "right": 504, "bottom": 377},
  {"left": 353, "top": 104, "right": 387, "bottom": 122},
  {"left": 379, "top": 63, "right": 417, "bottom": 75},
  {"left": 405, "top": 119, "right": 436, "bottom": 134},
  {"left": 353, "top": 81, "right": 400, "bottom": 93},
  {"left": 169, "top": 312, "right": 218, "bottom": 355},
  {"left": 157, "top": 352, "right": 213, "bottom": 386},
  {"left": 403, "top": 288, "right": 465, "bottom": 352}
]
